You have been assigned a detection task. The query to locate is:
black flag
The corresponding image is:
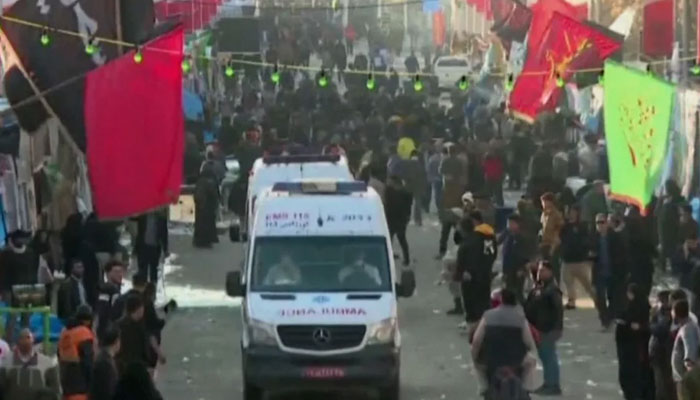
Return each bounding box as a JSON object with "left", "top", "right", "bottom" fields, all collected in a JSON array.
[{"left": 0, "top": 0, "right": 156, "bottom": 151}]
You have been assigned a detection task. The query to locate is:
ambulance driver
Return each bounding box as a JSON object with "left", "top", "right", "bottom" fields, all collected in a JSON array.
[
  {"left": 263, "top": 252, "right": 302, "bottom": 286},
  {"left": 339, "top": 249, "right": 382, "bottom": 287}
]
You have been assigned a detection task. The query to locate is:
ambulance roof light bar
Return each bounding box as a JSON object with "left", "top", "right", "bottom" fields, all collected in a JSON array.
[
  {"left": 262, "top": 154, "right": 341, "bottom": 165},
  {"left": 271, "top": 181, "right": 367, "bottom": 194}
]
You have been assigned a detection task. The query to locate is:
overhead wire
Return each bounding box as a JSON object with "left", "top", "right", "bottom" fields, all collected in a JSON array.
[{"left": 0, "top": 9, "right": 697, "bottom": 114}]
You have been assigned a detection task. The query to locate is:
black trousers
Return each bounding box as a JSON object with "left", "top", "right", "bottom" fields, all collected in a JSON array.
[
  {"left": 389, "top": 225, "right": 409, "bottom": 264},
  {"left": 439, "top": 221, "right": 455, "bottom": 255},
  {"left": 137, "top": 245, "right": 162, "bottom": 284}
]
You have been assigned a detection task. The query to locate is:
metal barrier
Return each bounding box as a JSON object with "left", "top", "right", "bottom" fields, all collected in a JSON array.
[{"left": 0, "top": 306, "right": 52, "bottom": 352}]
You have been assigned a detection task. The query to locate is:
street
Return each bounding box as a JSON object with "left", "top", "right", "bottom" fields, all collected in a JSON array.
[{"left": 154, "top": 209, "right": 624, "bottom": 400}]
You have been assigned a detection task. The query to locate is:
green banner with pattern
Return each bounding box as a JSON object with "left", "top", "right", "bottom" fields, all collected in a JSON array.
[{"left": 603, "top": 60, "right": 675, "bottom": 213}]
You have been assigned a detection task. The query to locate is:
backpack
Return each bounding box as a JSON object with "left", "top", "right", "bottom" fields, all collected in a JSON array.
[{"left": 487, "top": 368, "right": 530, "bottom": 400}]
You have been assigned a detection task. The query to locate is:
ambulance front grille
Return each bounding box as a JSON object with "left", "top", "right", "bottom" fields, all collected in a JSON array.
[{"left": 277, "top": 325, "right": 366, "bottom": 351}]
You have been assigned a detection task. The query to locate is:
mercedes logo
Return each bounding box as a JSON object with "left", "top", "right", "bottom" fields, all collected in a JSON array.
[{"left": 312, "top": 327, "right": 331, "bottom": 345}]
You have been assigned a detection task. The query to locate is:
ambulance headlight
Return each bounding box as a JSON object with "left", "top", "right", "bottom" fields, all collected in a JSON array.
[
  {"left": 366, "top": 318, "right": 396, "bottom": 345},
  {"left": 248, "top": 319, "right": 277, "bottom": 346}
]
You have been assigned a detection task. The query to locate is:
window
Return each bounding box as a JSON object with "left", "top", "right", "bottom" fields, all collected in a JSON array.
[
  {"left": 250, "top": 236, "right": 391, "bottom": 292},
  {"left": 437, "top": 58, "right": 468, "bottom": 67}
]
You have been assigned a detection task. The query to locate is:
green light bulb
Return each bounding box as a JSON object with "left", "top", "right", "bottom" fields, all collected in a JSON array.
[
  {"left": 555, "top": 76, "right": 565, "bottom": 88},
  {"left": 182, "top": 59, "right": 191, "bottom": 73},
  {"left": 85, "top": 43, "right": 96, "bottom": 55},
  {"left": 271, "top": 71, "right": 280, "bottom": 84},
  {"left": 505, "top": 75, "right": 514, "bottom": 91},
  {"left": 318, "top": 74, "right": 328, "bottom": 88},
  {"left": 413, "top": 78, "right": 423, "bottom": 92},
  {"left": 598, "top": 73, "right": 604, "bottom": 85},
  {"left": 133, "top": 51, "right": 143, "bottom": 64},
  {"left": 225, "top": 65, "right": 235, "bottom": 77},
  {"left": 691, "top": 65, "right": 700, "bottom": 76},
  {"left": 40, "top": 33, "right": 50, "bottom": 46},
  {"left": 366, "top": 75, "right": 376, "bottom": 90},
  {"left": 459, "top": 77, "right": 469, "bottom": 91}
]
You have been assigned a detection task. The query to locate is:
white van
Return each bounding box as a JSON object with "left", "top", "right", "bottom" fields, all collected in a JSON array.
[
  {"left": 234, "top": 154, "right": 354, "bottom": 241},
  {"left": 226, "top": 181, "right": 416, "bottom": 400}
]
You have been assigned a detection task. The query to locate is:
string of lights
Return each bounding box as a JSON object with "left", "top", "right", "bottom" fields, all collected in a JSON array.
[
  {"left": 157, "top": 0, "right": 427, "bottom": 12},
  {"left": 0, "top": 10, "right": 698, "bottom": 114}
]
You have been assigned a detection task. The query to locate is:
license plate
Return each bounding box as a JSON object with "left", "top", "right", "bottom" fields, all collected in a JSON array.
[{"left": 303, "top": 367, "right": 346, "bottom": 379}]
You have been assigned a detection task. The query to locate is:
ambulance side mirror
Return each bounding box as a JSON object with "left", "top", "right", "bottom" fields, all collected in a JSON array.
[
  {"left": 226, "top": 271, "right": 246, "bottom": 297},
  {"left": 396, "top": 270, "right": 416, "bottom": 298}
]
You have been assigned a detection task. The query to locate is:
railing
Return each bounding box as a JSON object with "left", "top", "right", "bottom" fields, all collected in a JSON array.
[{"left": 0, "top": 306, "right": 52, "bottom": 353}]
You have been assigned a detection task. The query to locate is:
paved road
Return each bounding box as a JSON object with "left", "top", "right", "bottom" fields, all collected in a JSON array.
[{"left": 154, "top": 207, "right": 626, "bottom": 400}]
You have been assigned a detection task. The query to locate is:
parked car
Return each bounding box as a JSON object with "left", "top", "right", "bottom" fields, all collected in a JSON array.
[{"left": 433, "top": 56, "right": 470, "bottom": 89}]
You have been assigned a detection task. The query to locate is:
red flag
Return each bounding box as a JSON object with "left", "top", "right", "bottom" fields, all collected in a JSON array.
[
  {"left": 490, "top": 0, "right": 532, "bottom": 43},
  {"left": 574, "top": 3, "right": 588, "bottom": 20},
  {"left": 433, "top": 11, "right": 446, "bottom": 47},
  {"left": 85, "top": 26, "right": 184, "bottom": 219},
  {"left": 527, "top": 0, "right": 580, "bottom": 53},
  {"left": 643, "top": 0, "right": 674, "bottom": 58},
  {"left": 509, "top": 12, "right": 622, "bottom": 121}
]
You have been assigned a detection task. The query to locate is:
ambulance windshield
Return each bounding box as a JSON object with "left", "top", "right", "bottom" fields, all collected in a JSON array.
[{"left": 250, "top": 236, "right": 391, "bottom": 292}]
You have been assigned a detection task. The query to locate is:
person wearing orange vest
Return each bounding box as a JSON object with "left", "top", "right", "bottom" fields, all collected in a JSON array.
[{"left": 58, "top": 305, "right": 96, "bottom": 400}]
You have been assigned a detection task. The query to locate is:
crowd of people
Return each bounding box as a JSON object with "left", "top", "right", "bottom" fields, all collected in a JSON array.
[
  {"left": 0, "top": 209, "right": 171, "bottom": 400},
  {"left": 1, "top": 8, "right": 699, "bottom": 400}
]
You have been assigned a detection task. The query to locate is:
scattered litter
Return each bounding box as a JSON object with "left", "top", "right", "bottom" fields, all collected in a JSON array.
[
  {"left": 459, "top": 364, "right": 469, "bottom": 369},
  {"left": 182, "top": 357, "right": 190, "bottom": 363},
  {"left": 453, "top": 354, "right": 463, "bottom": 360},
  {"left": 586, "top": 394, "right": 593, "bottom": 399},
  {"left": 432, "top": 309, "right": 441, "bottom": 314},
  {"left": 586, "top": 380, "right": 597, "bottom": 387},
  {"left": 440, "top": 394, "right": 446, "bottom": 399}
]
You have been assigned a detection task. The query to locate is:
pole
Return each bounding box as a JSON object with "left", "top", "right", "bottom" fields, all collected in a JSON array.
[
  {"left": 115, "top": 0, "right": 123, "bottom": 55},
  {"left": 681, "top": 0, "right": 690, "bottom": 83}
]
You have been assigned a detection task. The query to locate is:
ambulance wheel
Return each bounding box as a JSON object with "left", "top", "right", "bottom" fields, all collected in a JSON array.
[
  {"left": 243, "top": 380, "right": 263, "bottom": 400},
  {"left": 379, "top": 376, "right": 400, "bottom": 400}
]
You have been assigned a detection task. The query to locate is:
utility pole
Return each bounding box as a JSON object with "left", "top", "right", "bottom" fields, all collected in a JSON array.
[{"left": 681, "top": 0, "right": 690, "bottom": 82}]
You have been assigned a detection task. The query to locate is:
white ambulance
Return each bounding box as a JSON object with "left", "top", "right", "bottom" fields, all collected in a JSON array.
[
  {"left": 234, "top": 154, "right": 354, "bottom": 241},
  {"left": 226, "top": 181, "right": 415, "bottom": 400}
]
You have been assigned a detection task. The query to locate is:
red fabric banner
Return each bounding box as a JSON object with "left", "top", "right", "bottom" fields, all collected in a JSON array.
[
  {"left": 85, "top": 26, "right": 184, "bottom": 219},
  {"left": 154, "top": 1, "right": 218, "bottom": 33},
  {"left": 641, "top": 0, "right": 674, "bottom": 58},
  {"left": 574, "top": 3, "right": 588, "bottom": 19},
  {"left": 509, "top": 12, "right": 622, "bottom": 121},
  {"left": 490, "top": 0, "right": 532, "bottom": 43},
  {"left": 527, "top": 0, "right": 580, "bottom": 53},
  {"left": 433, "top": 11, "right": 446, "bottom": 47}
]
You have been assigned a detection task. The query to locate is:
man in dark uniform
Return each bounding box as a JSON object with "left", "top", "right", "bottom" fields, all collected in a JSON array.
[{"left": 95, "top": 260, "right": 124, "bottom": 342}]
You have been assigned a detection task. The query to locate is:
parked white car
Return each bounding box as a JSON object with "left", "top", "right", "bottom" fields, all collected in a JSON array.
[{"left": 433, "top": 56, "right": 470, "bottom": 89}]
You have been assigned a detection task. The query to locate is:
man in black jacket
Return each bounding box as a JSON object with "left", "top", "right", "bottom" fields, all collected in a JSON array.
[
  {"left": 385, "top": 175, "right": 412, "bottom": 266},
  {"left": 591, "top": 213, "right": 629, "bottom": 329},
  {"left": 95, "top": 261, "right": 125, "bottom": 342},
  {"left": 90, "top": 327, "right": 121, "bottom": 400},
  {"left": 560, "top": 205, "right": 595, "bottom": 310},
  {"left": 57, "top": 259, "right": 88, "bottom": 322},
  {"left": 135, "top": 210, "right": 169, "bottom": 285},
  {"left": 0, "top": 230, "right": 38, "bottom": 341},
  {"left": 457, "top": 212, "right": 497, "bottom": 331},
  {"left": 499, "top": 214, "right": 531, "bottom": 303},
  {"left": 525, "top": 261, "right": 564, "bottom": 395}
]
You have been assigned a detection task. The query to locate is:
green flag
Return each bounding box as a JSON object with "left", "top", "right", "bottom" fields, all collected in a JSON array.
[{"left": 603, "top": 60, "right": 675, "bottom": 214}]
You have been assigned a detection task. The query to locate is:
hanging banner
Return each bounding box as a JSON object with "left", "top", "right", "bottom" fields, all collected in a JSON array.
[
  {"left": 527, "top": 0, "right": 580, "bottom": 54},
  {"left": 509, "top": 12, "right": 621, "bottom": 121},
  {"left": 603, "top": 60, "right": 675, "bottom": 214},
  {"left": 490, "top": 0, "right": 532, "bottom": 43},
  {"left": 680, "top": 89, "right": 700, "bottom": 197},
  {"left": 642, "top": 0, "right": 674, "bottom": 58}
]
